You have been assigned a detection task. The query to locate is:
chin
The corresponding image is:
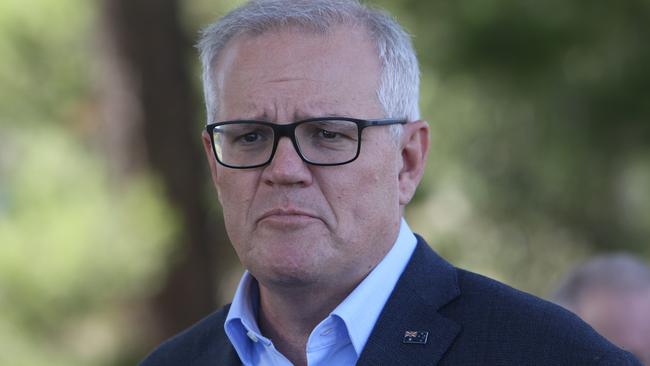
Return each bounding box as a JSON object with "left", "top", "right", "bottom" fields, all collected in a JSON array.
[
  {"left": 242, "top": 234, "right": 336, "bottom": 287},
  {"left": 252, "top": 260, "right": 322, "bottom": 289}
]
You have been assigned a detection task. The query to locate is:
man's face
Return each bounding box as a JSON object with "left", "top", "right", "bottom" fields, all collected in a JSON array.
[{"left": 203, "top": 26, "right": 424, "bottom": 291}]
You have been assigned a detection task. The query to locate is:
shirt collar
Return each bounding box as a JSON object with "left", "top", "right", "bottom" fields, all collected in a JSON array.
[
  {"left": 330, "top": 218, "right": 417, "bottom": 355},
  {"left": 224, "top": 218, "right": 417, "bottom": 361},
  {"left": 224, "top": 272, "right": 266, "bottom": 364}
]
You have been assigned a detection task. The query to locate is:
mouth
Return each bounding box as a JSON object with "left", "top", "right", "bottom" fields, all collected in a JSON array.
[{"left": 257, "top": 208, "right": 320, "bottom": 226}]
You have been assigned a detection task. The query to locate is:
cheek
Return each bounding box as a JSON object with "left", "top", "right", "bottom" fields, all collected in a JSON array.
[
  {"left": 328, "top": 159, "right": 400, "bottom": 222},
  {"left": 364, "top": 167, "right": 399, "bottom": 212},
  {"left": 216, "top": 173, "right": 258, "bottom": 229}
]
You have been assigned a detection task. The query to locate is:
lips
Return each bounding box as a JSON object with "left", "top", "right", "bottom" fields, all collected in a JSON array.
[{"left": 257, "top": 208, "right": 320, "bottom": 224}]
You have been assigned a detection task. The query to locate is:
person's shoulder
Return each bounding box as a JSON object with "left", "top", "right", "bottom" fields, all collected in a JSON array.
[
  {"left": 139, "top": 304, "right": 233, "bottom": 366},
  {"left": 451, "top": 268, "right": 588, "bottom": 332},
  {"left": 442, "top": 268, "right": 641, "bottom": 365}
]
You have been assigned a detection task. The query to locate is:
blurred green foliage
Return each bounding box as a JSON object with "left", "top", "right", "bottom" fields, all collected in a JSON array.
[
  {"left": 0, "top": 127, "right": 176, "bottom": 365},
  {"left": 0, "top": 0, "right": 176, "bottom": 364},
  {"left": 0, "top": 0, "right": 92, "bottom": 126},
  {"left": 375, "top": 0, "right": 650, "bottom": 293},
  {"left": 1, "top": 0, "right": 649, "bottom": 364}
]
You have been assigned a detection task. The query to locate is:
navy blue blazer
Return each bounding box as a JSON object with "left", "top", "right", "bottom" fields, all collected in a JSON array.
[{"left": 141, "top": 236, "right": 642, "bottom": 365}]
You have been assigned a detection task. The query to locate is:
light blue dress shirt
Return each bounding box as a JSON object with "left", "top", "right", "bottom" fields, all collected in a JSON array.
[{"left": 224, "top": 219, "right": 417, "bottom": 366}]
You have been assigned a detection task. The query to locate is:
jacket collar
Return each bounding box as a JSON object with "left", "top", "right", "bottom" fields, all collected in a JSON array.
[
  {"left": 189, "top": 304, "right": 242, "bottom": 366},
  {"left": 214, "top": 235, "right": 460, "bottom": 366},
  {"left": 356, "top": 235, "right": 461, "bottom": 366}
]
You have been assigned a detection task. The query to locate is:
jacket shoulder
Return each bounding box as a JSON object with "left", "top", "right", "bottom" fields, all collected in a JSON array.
[
  {"left": 441, "top": 268, "right": 641, "bottom": 365},
  {"left": 139, "top": 304, "right": 235, "bottom": 366}
]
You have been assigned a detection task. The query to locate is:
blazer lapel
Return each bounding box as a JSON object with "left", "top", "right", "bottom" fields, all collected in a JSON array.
[
  {"left": 215, "top": 345, "right": 241, "bottom": 366},
  {"left": 190, "top": 344, "right": 239, "bottom": 366},
  {"left": 356, "top": 237, "right": 461, "bottom": 366},
  {"left": 187, "top": 304, "right": 243, "bottom": 366},
  {"left": 191, "top": 331, "right": 241, "bottom": 366}
]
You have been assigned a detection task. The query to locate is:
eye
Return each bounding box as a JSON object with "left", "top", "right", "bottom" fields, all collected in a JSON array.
[
  {"left": 304, "top": 121, "right": 357, "bottom": 141},
  {"left": 240, "top": 132, "right": 262, "bottom": 143},
  {"left": 229, "top": 128, "right": 271, "bottom": 145},
  {"left": 318, "top": 129, "right": 340, "bottom": 139}
]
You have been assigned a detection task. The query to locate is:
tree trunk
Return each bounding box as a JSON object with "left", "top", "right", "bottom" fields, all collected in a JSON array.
[{"left": 96, "top": 0, "right": 232, "bottom": 345}]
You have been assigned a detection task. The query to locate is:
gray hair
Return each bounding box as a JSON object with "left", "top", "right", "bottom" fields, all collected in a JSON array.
[
  {"left": 553, "top": 253, "right": 650, "bottom": 310},
  {"left": 197, "top": 0, "right": 420, "bottom": 128}
]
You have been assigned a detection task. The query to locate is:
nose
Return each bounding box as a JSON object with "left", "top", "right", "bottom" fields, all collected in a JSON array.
[{"left": 261, "top": 137, "right": 313, "bottom": 187}]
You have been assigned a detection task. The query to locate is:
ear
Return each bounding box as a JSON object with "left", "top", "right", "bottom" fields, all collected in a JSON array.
[
  {"left": 202, "top": 130, "right": 222, "bottom": 202},
  {"left": 398, "top": 120, "right": 429, "bottom": 206}
]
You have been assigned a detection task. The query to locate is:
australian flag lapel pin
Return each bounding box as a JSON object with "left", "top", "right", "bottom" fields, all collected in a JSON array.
[{"left": 403, "top": 330, "right": 429, "bottom": 345}]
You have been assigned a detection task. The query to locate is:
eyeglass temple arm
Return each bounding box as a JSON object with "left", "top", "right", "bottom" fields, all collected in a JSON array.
[{"left": 364, "top": 119, "right": 408, "bottom": 127}]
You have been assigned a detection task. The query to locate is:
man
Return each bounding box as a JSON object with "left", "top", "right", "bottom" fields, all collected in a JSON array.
[
  {"left": 553, "top": 254, "right": 650, "bottom": 365},
  {"left": 141, "top": 0, "right": 642, "bottom": 365}
]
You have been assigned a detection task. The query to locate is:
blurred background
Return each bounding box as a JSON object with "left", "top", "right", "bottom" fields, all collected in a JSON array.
[{"left": 0, "top": 0, "right": 648, "bottom": 364}]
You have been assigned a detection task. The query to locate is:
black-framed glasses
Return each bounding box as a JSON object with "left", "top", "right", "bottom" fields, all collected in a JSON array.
[{"left": 206, "top": 117, "right": 406, "bottom": 169}]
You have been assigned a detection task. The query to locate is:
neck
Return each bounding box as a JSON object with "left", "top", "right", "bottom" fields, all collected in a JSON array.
[
  {"left": 256, "top": 279, "right": 358, "bottom": 366},
  {"left": 252, "top": 219, "right": 403, "bottom": 364}
]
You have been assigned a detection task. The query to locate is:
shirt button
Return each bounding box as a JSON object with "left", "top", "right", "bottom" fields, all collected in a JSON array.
[{"left": 246, "top": 330, "right": 259, "bottom": 343}]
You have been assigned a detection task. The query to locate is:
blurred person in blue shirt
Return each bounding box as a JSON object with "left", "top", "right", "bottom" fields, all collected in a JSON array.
[{"left": 140, "top": 1, "right": 642, "bottom": 365}]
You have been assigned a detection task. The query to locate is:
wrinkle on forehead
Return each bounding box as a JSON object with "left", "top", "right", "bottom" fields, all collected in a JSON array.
[
  {"left": 214, "top": 25, "right": 383, "bottom": 122},
  {"left": 225, "top": 99, "right": 362, "bottom": 122}
]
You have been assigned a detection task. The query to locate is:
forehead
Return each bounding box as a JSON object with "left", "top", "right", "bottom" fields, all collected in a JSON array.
[{"left": 212, "top": 25, "right": 384, "bottom": 120}]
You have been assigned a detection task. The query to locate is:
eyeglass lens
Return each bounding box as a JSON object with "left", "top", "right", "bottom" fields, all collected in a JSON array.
[{"left": 212, "top": 119, "right": 360, "bottom": 167}]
